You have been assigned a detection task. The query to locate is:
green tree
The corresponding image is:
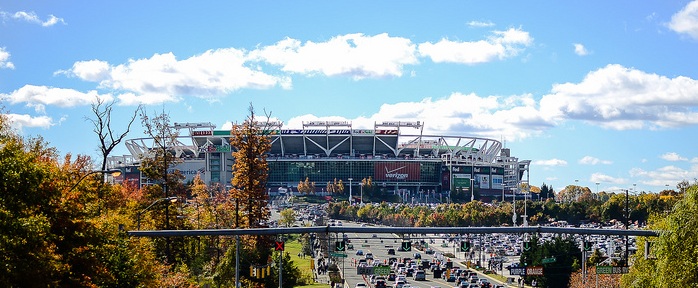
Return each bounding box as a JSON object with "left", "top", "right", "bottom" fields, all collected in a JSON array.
[
  {"left": 622, "top": 182, "right": 698, "bottom": 287},
  {"left": 279, "top": 208, "right": 296, "bottom": 227}
]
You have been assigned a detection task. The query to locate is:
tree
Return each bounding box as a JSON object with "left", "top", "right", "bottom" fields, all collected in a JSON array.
[
  {"left": 519, "top": 236, "right": 581, "bottom": 288},
  {"left": 622, "top": 182, "right": 698, "bottom": 286},
  {"left": 568, "top": 266, "right": 621, "bottom": 288},
  {"left": 0, "top": 112, "right": 160, "bottom": 287},
  {"left": 297, "top": 177, "right": 316, "bottom": 194},
  {"left": 279, "top": 208, "right": 296, "bottom": 227},
  {"left": 228, "top": 104, "right": 272, "bottom": 229}
]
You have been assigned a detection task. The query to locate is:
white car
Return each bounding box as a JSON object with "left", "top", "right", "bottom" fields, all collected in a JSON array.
[{"left": 355, "top": 283, "right": 368, "bottom": 288}]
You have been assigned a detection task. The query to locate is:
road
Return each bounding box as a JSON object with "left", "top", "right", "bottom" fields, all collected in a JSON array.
[{"left": 330, "top": 221, "right": 510, "bottom": 288}]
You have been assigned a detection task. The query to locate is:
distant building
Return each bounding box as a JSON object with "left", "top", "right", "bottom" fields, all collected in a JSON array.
[{"left": 107, "top": 121, "right": 530, "bottom": 202}]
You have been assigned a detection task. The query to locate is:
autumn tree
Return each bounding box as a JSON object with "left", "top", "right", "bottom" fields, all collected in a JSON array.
[
  {"left": 297, "top": 177, "right": 316, "bottom": 194},
  {"left": 220, "top": 104, "right": 274, "bottom": 287},
  {"left": 326, "top": 178, "right": 345, "bottom": 194},
  {"left": 621, "top": 182, "right": 698, "bottom": 286},
  {"left": 0, "top": 111, "right": 160, "bottom": 287},
  {"left": 568, "top": 266, "right": 621, "bottom": 288}
]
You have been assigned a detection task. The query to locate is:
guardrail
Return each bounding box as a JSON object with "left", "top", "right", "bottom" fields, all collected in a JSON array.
[{"left": 128, "top": 225, "right": 659, "bottom": 237}]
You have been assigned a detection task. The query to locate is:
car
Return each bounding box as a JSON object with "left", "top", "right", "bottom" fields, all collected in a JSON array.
[
  {"left": 414, "top": 270, "right": 426, "bottom": 281},
  {"left": 425, "top": 248, "right": 435, "bottom": 254},
  {"left": 356, "top": 250, "right": 364, "bottom": 256},
  {"left": 394, "top": 280, "right": 406, "bottom": 288},
  {"left": 413, "top": 252, "right": 422, "bottom": 259},
  {"left": 388, "top": 248, "right": 396, "bottom": 255},
  {"left": 355, "top": 284, "right": 368, "bottom": 288},
  {"left": 375, "top": 280, "right": 387, "bottom": 288},
  {"left": 387, "top": 273, "right": 396, "bottom": 281},
  {"left": 373, "top": 234, "right": 378, "bottom": 238},
  {"left": 446, "top": 274, "right": 457, "bottom": 282},
  {"left": 478, "top": 279, "right": 491, "bottom": 288},
  {"left": 365, "top": 252, "right": 374, "bottom": 260}
]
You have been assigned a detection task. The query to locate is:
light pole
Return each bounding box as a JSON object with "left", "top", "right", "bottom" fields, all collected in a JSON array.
[
  {"left": 136, "top": 196, "right": 178, "bottom": 230},
  {"left": 348, "top": 178, "right": 353, "bottom": 205},
  {"left": 595, "top": 182, "right": 600, "bottom": 200},
  {"left": 470, "top": 178, "right": 475, "bottom": 202},
  {"left": 360, "top": 182, "right": 364, "bottom": 205}
]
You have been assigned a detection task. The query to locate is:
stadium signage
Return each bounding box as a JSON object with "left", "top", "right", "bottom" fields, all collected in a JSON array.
[
  {"left": 385, "top": 166, "right": 409, "bottom": 180},
  {"left": 192, "top": 130, "right": 212, "bottom": 136},
  {"left": 375, "top": 163, "right": 420, "bottom": 181}
]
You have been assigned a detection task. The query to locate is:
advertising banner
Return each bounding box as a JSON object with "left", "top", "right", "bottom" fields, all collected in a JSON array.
[
  {"left": 374, "top": 162, "right": 420, "bottom": 181},
  {"left": 478, "top": 174, "right": 490, "bottom": 189},
  {"left": 169, "top": 160, "right": 206, "bottom": 183},
  {"left": 452, "top": 174, "right": 472, "bottom": 189},
  {"left": 491, "top": 175, "right": 504, "bottom": 189}
]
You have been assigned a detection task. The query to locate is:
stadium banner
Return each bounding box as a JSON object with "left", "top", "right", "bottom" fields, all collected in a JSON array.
[
  {"left": 374, "top": 162, "right": 420, "bottom": 181},
  {"left": 449, "top": 165, "right": 472, "bottom": 174},
  {"left": 491, "top": 175, "right": 504, "bottom": 189},
  {"left": 477, "top": 174, "right": 490, "bottom": 189},
  {"left": 169, "top": 160, "right": 206, "bottom": 184},
  {"left": 452, "top": 174, "right": 472, "bottom": 189}
]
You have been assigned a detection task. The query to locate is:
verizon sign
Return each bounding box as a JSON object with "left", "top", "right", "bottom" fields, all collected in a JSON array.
[{"left": 374, "top": 163, "right": 420, "bottom": 181}]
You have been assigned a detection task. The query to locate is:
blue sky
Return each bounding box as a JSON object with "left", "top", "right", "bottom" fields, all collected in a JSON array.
[{"left": 2, "top": 1, "right": 698, "bottom": 194}]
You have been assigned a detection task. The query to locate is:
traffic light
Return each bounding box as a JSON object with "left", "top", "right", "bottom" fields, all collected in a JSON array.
[
  {"left": 401, "top": 241, "right": 412, "bottom": 251},
  {"left": 335, "top": 240, "right": 347, "bottom": 251},
  {"left": 275, "top": 241, "right": 285, "bottom": 251},
  {"left": 460, "top": 241, "right": 471, "bottom": 252},
  {"left": 583, "top": 241, "right": 593, "bottom": 252}
]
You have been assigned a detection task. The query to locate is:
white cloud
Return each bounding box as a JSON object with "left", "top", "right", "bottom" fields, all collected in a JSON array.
[
  {"left": 251, "top": 33, "right": 418, "bottom": 79},
  {"left": 532, "top": 159, "right": 568, "bottom": 167},
  {"left": 630, "top": 165, "right": 698, "bottom": 187},
  {"left": 65, "top": 49, "right": 291, "bottom": 104},
  {"left": 418, "top": 27, "right": 533, "bottom": 64},
  {"left": 1, "top": 85, "right": 114, "bottom": 113},
  {"left": 0, "top": 47, "right": 15, "bottom": 69},
  {"left": 467, "top": 21, "right": 495, "bottom": 28},
  {"left": 668, "top": 0, "right": 698, "bottom": 40},
  {"left": 573, "top": 43, "right": 589, "bottom": 56},
  {"left": 590, "top": 173, "right": 625, "bottom": 184},
  {"left": 579, "top": 156, "right": 612, "bottom": 165},
  {"left": 539, "top": 64, "right": 698, "bottom": 130},
  {"left": 661, "top": 152, "right": 688, "bottom": 161},
  {"left": 285, "top": 92, "right": 552, "bottom": 141},
  {"left": 0, "top": 10, "right": 66, "bottom": 27},
  {"left": 6, "top": 114, "right": 54, "bottom": 129},
  {"left": 691, "top": 157, "right": 698, "bottom": 163}
]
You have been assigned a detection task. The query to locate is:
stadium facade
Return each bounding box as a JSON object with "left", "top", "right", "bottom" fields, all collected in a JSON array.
[{"left": 107, "top": 121, "right": 530, "bottom": 202}]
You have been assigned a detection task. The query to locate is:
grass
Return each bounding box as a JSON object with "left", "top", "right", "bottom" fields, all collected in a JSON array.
[{"left": 285, "top": 237, "right": 330, "bottom": 287}]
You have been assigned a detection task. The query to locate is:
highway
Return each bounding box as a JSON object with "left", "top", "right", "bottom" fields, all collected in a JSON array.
[{"left": 330, "top": 221, "right": 509, "bottom": 288}]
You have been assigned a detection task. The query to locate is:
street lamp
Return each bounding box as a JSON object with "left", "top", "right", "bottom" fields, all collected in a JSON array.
[
  {"left": 470, "top": 178, "right": 475, "bottom": 202},
  {"left": 348, "top": 178, "right": 353, "bottom": 205},
  {"left": 360, "top": 182, "right": 364, "bottom": 205},
  {"left": 69, "top": 169, "right": 122, "bottom": 191},
  {"left": 136, "top": 196, "right": 178, "bottom": 230}
]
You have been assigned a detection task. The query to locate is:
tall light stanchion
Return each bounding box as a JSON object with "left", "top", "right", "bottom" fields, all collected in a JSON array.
[
  {"left": 625, "top": 188, "right": 629, "bottom": 266},
  {"left": 511, "top": 185, "right": 519, "bottom": 227},
  {"left": 360, "top": 182, "right": 364, "bottom": 205},
  {"left": 278, "top": 237, "right": 283, "bottom": 288},
  {"left": 235, "top": 198, "right": 240, "bottom": 288},
  {"left": 348, "top": 178, "right": 353, "bottom": 205},
  {"left": 596, "top": 182, "right": 600, "bottom": 200},
  {"left": 470, "top": 178, "right": 475, "bottom": 202}
]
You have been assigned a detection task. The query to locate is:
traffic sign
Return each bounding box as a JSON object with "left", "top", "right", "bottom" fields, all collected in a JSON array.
[
  {"left": 510, "top": 267, "right": 526, "bottom": 276},
  {"left": 274, "top": 241, "right": 285, "bottom": 251},
  {"left": 542, "top": 257, "right": 556, "bottom": 264},
  {"left": 523, "top": 241, "right": 532, "bottom": 252},
  {"left": 583, "top": 241, "right": 593, "bottom": 252},
  {"left": 596, "top": 266, "right": 629, "bottom": 274},
  {"left": 526, "top": 266, "right": 544, "bottom": 276},
  {"left": 331, "top": 253, "right": 348, "bottom": 258},
  {"left": 460, "top": 241, "right": 471, "bottom": 252},
  {"left": 335, "top": 240, "right": 346, "bottom": 252},
  {"left": 374, "top": 265, "right": 390, "bottom": 275},
  {"left": 401, "top": 241, "right": 412, "bottom": 251}
]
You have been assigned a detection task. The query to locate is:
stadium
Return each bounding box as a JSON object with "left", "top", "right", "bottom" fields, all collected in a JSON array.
[{"left": 107, "top": 120, "right": 530, "bottom": 203}]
